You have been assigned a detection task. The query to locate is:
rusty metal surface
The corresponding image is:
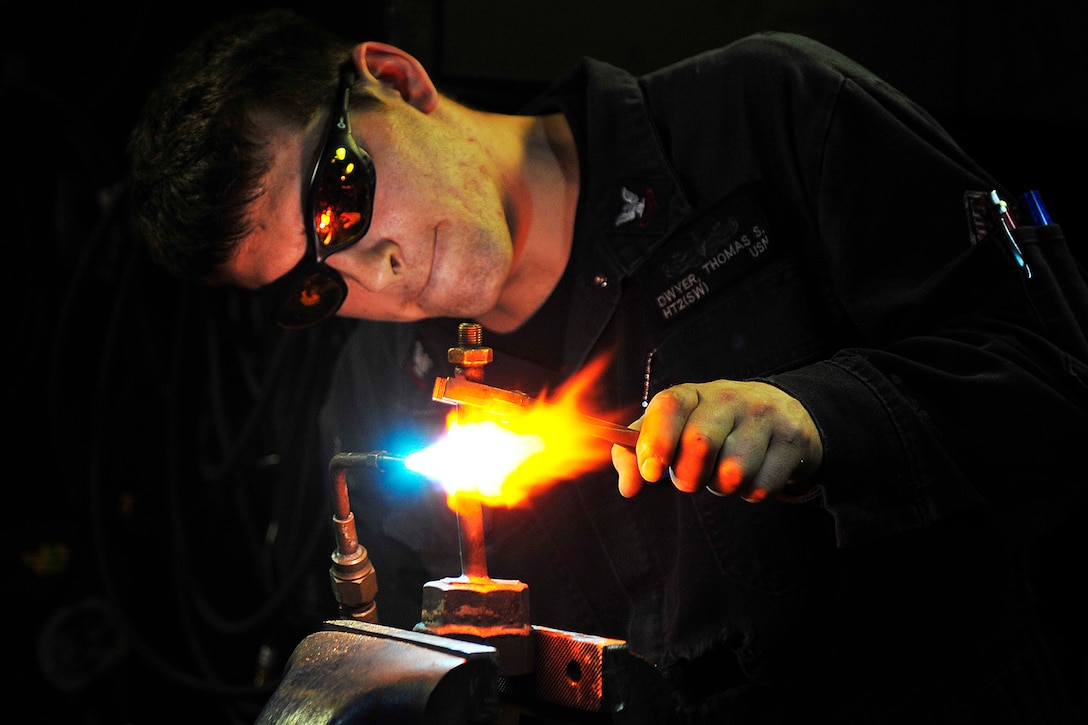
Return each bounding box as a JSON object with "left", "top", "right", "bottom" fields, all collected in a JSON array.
[
  {"left": 417, "top": 576, "right": 534, "bottom": 676},
  {"left": 529, "top": 626, "right": 627, "bottom": 712}
]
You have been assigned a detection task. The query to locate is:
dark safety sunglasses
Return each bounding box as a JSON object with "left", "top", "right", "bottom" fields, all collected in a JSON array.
[{"left": 274, "top": 61, "right": 376, "bottom": 329}]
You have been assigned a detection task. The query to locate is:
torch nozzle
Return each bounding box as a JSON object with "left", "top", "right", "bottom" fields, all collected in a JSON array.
[{"left": 330, "top": 450, "right": 406, "bottom": 472}]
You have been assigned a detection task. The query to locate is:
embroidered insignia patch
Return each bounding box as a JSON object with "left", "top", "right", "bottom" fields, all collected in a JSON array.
[
  {"left": 406, "top": 339, "right": 436, "bottom": 390},
  {"left": 963, "top": 189, "right": 994, "bottom": 246},
  {"left": 641, "top": 189, "right": 775, "bottom": 323},
  {"left": 612, "top": 180, "right": 671, "bottom": 234}
]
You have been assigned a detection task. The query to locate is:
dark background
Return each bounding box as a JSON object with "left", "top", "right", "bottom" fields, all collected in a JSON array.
[{"left": 6, "top": 2, "right": 1085, "bottom": 723}]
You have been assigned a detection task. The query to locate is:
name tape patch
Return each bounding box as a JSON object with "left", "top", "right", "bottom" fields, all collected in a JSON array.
[{"left": 642, "top": 190, "right": 776, "bottom": 323}]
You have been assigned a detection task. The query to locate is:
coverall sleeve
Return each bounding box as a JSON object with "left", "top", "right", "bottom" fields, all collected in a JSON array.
[{"left": 753, "top": 36, "right": 1088, "bottom": 547}]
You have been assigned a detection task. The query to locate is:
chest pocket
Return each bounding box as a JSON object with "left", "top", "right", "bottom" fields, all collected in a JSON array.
[
  {"left": 633, "top": 187, "right": 831, "bottom": 393},
  {"left": 642, "top": 257, "right": 829, "bottom": 395}
]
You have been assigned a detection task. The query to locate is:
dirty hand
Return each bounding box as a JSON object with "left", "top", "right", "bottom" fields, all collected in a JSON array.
[{"left": 612, "top": 380, "right": 823, "bottom": 501}]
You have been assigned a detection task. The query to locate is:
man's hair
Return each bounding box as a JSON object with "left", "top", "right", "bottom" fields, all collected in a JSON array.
[{"left": 127, "top": 9, "right": 356, "bottom": 283}]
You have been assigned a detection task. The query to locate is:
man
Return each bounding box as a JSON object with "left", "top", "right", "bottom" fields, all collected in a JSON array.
[{"left": 128, "top": 9, "right": 1087, "bottom": 723}]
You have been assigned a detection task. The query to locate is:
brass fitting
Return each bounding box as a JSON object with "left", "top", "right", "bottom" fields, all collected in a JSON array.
[{"left": 448, "top": 322, "right": 492, "bottom": 382}]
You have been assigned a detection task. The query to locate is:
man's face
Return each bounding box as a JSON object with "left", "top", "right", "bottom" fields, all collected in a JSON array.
[{"left": 225, "top": 98, "right": 516, "bottom": 323}]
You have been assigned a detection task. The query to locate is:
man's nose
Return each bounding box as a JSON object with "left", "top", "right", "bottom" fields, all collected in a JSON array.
[{"left": 326, "top": 238, "right": 402, "bottom": 292}]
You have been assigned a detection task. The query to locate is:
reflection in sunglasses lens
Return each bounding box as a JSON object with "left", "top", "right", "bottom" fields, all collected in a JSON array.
[
  {"left": 278, "top": 272, "right": 346, "bottom": 329},
  {"left": 314, "top": 146, "right": 371, "bottom": 251}
]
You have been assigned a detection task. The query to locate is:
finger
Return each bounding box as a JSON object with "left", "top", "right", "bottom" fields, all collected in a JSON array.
[
  {"left": 776, "top": 461, "right": 820, "bottom": 503},
  {"left": 669, "top": 428, "right": 722, "bottom": 493},
  {"left": 704, "top": 416, "right": 768, "bottom": 498},
  {"left": 706, "top": 457, "right": 745, "bottom": 497},
  {"left": 668, "top": 466, "right": 701, "bottom": 493},
  {"left": 637, "top": 387, "right": 697, "bottom": 481},
  {"left": 613, "top": 442, "right": 645, "bottom": 498},
  {"left": 664, "top": 391, "right": 736, "bottom": 493},
  {"left": 745, "top": 437, "right": 806, "bottom": 502},
  {"left": 614, "top": 419, "right": 660, "bottom": 496}
]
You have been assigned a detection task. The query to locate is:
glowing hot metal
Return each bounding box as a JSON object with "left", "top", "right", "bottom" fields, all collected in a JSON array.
[{"left": 432, "top": 376, "right": 639, "bottom": 449}]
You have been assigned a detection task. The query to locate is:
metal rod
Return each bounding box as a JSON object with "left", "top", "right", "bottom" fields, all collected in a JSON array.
[
  {"left": 447, "top": 322, "right": 493, "bottom": 581},
  {"left": 433, "top": 376, "right": 639, "bottom": 448},
  {"left": 455, "top": 495, "right": 489, "bottom": 580}
]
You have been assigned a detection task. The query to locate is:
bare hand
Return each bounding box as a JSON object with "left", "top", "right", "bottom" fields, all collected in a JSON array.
[{"left": 611, "top": 380, "right": 823, "bottom": 501}]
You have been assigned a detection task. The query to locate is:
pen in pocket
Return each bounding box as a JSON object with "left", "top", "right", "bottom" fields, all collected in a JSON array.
[{"left": 990, "top": 189, "right": 1032, "bottom": 280}]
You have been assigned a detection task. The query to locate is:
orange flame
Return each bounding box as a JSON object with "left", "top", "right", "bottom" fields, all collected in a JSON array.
[{"left": 404, "top": 356, "right": 618, "bottom": 508}]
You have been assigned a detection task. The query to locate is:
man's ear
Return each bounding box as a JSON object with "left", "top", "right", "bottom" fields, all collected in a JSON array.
[{"left": 352, "top": 41, "right": 438, "bottom": 112}]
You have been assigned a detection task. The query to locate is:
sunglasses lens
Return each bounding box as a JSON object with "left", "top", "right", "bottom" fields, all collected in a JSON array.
[
  {"left": 276, "top": 270, "right": 347, "bottom": 329},
  {"left": 312, "top": 143, "right": 374, "bottom": 253},
  {"left": 275, "top": 65, "right": 374, "bottom": 330}
]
